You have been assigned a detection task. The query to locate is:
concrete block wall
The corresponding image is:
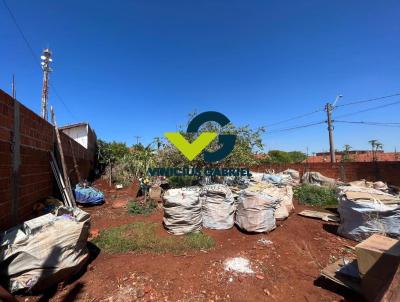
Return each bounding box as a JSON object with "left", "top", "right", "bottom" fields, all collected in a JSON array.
[{"left": 0, "top": 89, "right": 94, "bottom": 231}]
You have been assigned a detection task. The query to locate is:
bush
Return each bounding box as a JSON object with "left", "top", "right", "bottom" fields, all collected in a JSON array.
[
  {"left": 128, "top": 200, "right": 157, "bottom": 215},
  {"left": 294, "top": 184, "right": 337, "bottom": 206}
]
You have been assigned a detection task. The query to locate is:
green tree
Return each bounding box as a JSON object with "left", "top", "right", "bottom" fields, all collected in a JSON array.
[
  {"left": 157, "top": 114, "right": 266, "bottom": 167},
  {"left": 263, "top": 150, "right": 307, "bottom": 164}
]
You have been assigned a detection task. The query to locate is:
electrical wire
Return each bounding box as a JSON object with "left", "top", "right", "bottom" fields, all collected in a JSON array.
[
  {"left": 266, "top": 121, "right": 326, "bottom": 134},
  {"left": 334, "top": 100, "right": 400, "bottom": 119},
  {"left": 265, "top": 108, "right": 324, "bottom": 127},
  {"left": 335, "top": 120, "right": 400, "bottom": 127},
  {"left": 335, "top": 93, "right": 400, "bottom": 108},
  {"left": 2, "top": 0, "right": 79, "bottom": 121}
]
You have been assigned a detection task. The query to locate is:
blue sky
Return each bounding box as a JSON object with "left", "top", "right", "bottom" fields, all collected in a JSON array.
[{"left": 1, "top": 0, "right": 399, "bottom": 153}]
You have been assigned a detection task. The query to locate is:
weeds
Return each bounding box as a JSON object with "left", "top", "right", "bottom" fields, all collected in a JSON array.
[
  {"left": 128, "top": 200, "right": 157, "bottom": 215},
  {"left": 294, "top": 184, "right": 337, "bottom": 206},
  {"left": 92, "top": 222, "right": 214, "bottom": 254}
]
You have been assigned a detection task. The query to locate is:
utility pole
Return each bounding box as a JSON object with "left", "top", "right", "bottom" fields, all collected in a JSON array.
[
  {"left": 325, "top": 103, "right": 335, "bottom": 163},
  {"left": 12, "top": 74, "right": 16, "bottom": 99},
  {"left": 325, "top": 95, "right": 342, "bottom": 163},
  {"left": 134, "top": 136, "right": 141, "bottom": 145},
  {"left": 40, "top": 48, "right": 53, "bottom": 121}
]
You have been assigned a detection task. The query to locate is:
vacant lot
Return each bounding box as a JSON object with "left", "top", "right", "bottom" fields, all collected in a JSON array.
[{"left": 21, "top": 182, "right": 362, "bottom": 302}]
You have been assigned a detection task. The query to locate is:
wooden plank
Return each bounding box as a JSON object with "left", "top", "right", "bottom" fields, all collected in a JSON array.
[
  {"left": 320, "top": 258, "right": 361, "bottom": 293},
  {"left": 50, "top": 107, "right": 76, "bottom": 208}
]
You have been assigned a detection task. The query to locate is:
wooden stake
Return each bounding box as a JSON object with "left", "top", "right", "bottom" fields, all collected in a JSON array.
[{"left": 51, "top": 106, "right": 76, "bottom": 207}]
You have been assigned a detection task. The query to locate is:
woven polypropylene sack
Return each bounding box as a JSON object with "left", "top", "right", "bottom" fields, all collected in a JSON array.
[
  {"left": 200, "top": 184, "right": 235, "bottom": 230},
  {"left": 337, "top": 186, "right": 400, "bottom": 241},
  {"left": 163, "top": 187, "right": 202, "bottom": 235},
  {"left": 235, "top": 188, "right": 279, "bottom": 233}
]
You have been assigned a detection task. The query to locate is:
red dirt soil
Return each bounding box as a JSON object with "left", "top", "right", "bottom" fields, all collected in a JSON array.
[{"left": 18, "top": 182, "right": 363, "bottom": 302}]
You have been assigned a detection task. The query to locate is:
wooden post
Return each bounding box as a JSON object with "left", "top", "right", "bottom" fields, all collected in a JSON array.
[
  {"left": 11, "top": 100, "right": 21, "bottom": 224},
  {"left": 69, "top": 140, "right": 82, "bottom": 183},
  {"left": 50, "top": 106, "right": 76, "bottom": 207}
]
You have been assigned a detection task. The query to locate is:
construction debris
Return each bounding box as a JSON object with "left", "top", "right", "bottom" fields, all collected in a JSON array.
[
  {"left": 200, "top": 184, "right": 235, "bottom": 230},
  {"left": 337, "top": 186, "right": 400, "bottom": 241},
  {"left": 0, "top": 207, "right": 90, "bottom": 293},
  {"left": 321, "top": 234, "right": 400, "bottom": 301},
  {"left": 298, "top": 209, "right": 340, "bottom": 222},
  {"left": 235, "top": 186, "right": 279, "bottom": 233},
  {"left": 163, "top": 187, "right": 202, "bottom": 235},
  {"left": 301, "top": 171, "right": 339, "bottom": 187},
  {"left": 223, "top": 257, "right": 254, "bottom": 274}
]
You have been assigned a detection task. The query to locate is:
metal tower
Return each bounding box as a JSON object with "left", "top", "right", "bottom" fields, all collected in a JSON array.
[{"left": 40, "top": 48, "right": 53, "bottom": 120}]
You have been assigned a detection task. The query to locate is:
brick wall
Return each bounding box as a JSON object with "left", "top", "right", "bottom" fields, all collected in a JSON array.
[
  {"left": 252, "top": 161, "right": 400, "bottom": 186},
  {"left": 0, "top": 89, "right": 94, "bottom": 231}
]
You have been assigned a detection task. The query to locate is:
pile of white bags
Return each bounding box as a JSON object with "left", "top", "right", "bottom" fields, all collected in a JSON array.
[
  {"left": 337, "top": 186, "right": 400, "bottom": 241},
  {"left": 0, "top": 207, "right": 90, "bottom": 293},
  {"left": 200, "top": 184, "right": 235, "bottom": 230},
  {"left": 163, "top": 187, "right": 202, "bottom": 235},
  {"left": 235, "top": 186, "right": 279, "bottom": 233}
]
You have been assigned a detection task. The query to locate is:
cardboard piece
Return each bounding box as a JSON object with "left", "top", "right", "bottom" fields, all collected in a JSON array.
[{"left": 356, "top": 234, "right": 400, "bottom": 276}]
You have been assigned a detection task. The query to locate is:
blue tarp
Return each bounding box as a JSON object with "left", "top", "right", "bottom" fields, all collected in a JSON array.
[{"left": 74, "top": 184, "right": 105, "bottom": 205}]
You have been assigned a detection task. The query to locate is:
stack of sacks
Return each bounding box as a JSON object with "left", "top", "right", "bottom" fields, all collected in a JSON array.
[
  {"left": 200, "top": 184, "right": 235, "bottom": 230},
  {"left": 235, "top": 185, "right": 279, "bottom": 232},
  {"left": 163, "top": 187, "right": 202, "bottom": 235},
  {"left": 337, "top": 186, "right": 400, "bottom": 241}
]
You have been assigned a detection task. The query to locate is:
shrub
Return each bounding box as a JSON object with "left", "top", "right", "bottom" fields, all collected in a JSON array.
[{"left": 294, "top": 184, "right": 337, "bottom": 206}]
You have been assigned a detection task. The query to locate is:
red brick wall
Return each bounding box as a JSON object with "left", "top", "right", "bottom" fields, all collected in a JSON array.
[
  {"left": 253, "top": 162, "right": 400, "bottom": 186},
  {"left": 0, "top": 89, "right": 93, "bottom": 231}
]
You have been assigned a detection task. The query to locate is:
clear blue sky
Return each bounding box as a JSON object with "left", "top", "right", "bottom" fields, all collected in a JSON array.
[{"left": 1, "top": 0, "right": 399, "bottom": 153}]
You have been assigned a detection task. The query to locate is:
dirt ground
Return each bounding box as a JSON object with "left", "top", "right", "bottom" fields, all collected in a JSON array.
[{"left": 19, "top": 181, "right": 363, "bottom": 302}]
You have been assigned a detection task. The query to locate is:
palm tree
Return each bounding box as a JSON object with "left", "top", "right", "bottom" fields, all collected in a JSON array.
[
  {"left": 368, "top": 140, "right": 383, "bottom": 161},
  {"left": 342, "top": 144, "right": 352, "bottom": 162}
]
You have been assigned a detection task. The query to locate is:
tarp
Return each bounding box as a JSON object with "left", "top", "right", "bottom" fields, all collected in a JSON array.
[
  {"left": 235, "top": 186, "right": 279, "bottom": 233},
  {"left": 74, "top": 184, "right": 104, "bottom": 205},
  {"left": 0, "top": 207, "right": 90, "bottom": 293},
  {"left": 337, "top": 186, "right": 400, "bottom": 241},
  {"left": 200, "top": 184, "right": 235, "bottom": 230},
  {"left": 163, "top": 187, "right": 202, "bottom": 235}
]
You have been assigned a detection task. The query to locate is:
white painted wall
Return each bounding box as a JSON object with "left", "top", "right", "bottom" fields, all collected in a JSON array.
[{"left": 62, "top": 125, "right": 88, "bottom": 148}]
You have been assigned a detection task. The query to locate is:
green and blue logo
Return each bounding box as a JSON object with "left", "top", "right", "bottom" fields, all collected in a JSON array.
[{"left": 165, "top": 111, "right": 236, "bottom": 162}]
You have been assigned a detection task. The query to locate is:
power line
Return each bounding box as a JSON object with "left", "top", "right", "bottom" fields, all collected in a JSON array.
[
  {"left": 335, "top": 120, "right": 400, "bottom": 127},
  {"left": 335, "top": 100, "right": 400, "bottom": 119},
  {"left": 2, "top": 0, "right": 79, "bottom": 121},
  {"left": 335, "top": 93, "right": 400, "bottom": 108},
  {"left": 266, "top": 121, "right": 326, "bottom": 134},
  {"left": 266, "top": 108, "right": 324, "bottom": 128}
]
